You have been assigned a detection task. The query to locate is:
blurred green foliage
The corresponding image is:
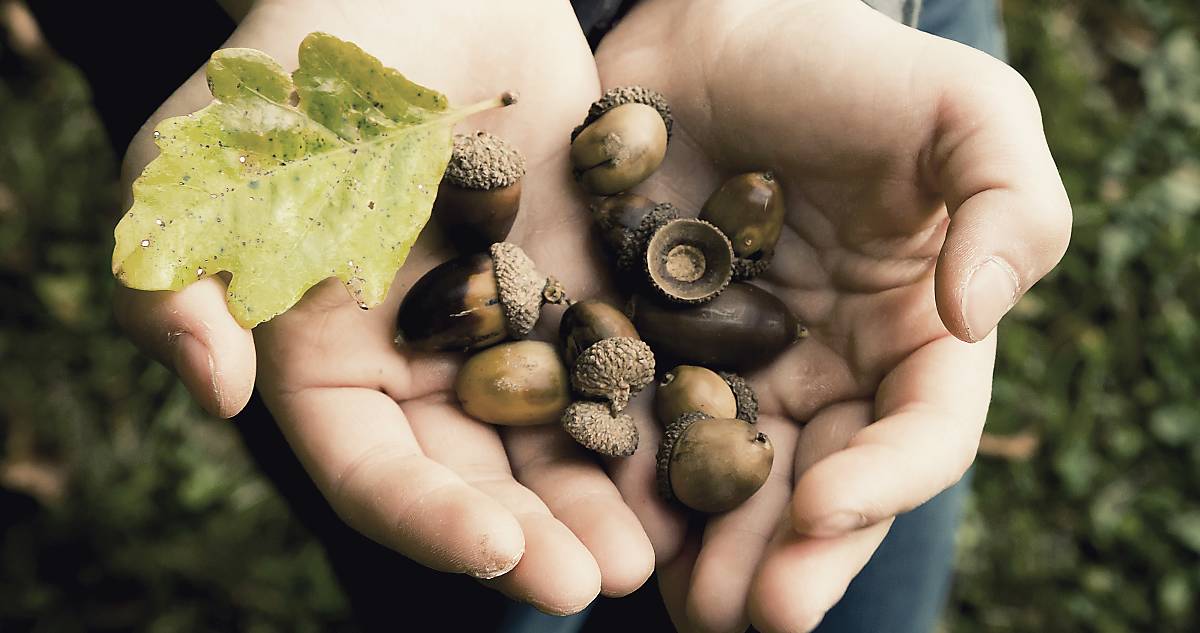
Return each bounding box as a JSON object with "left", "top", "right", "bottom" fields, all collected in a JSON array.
[
  {"left": 1, "top": 1, "right": 1198, "bottom": 631},
  {"left": 949, "top": 1, "right": 1200, "bottom": 632}
]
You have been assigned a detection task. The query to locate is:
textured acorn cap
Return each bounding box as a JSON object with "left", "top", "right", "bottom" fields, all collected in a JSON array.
[
  {"left": 571, "top": 85, "right": 673, "bottom": 142},
  {"left": 645, "top": 218, "right": 734, "bottom": 304},
  {"left": 616, "top": 202, "right": 682, "bottom": 272},
  {"left": 571, "top": 337, "right": 656, "bottom": 413},
  {"left": 562, "top": 401, "right": 639, "bottom": 457},
  {"left": 732, "top": 256, "right": 772, "bottom": 280},
  {"left": 444, "top": 131, "right": 526, "bottom": 190},
  {"left": 719, "top": 372, "right": 759, "bottom": 424},
  {"left": 656, "top": 411, "right": 712, "bottom": 502},
  {"left": 490, "top": 242, "right": 546, "bottom": 337}
]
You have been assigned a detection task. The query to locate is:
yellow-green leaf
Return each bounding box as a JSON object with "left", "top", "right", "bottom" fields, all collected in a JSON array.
[{"left": 113, "top": 32, "right": 498, "bottom": 327}]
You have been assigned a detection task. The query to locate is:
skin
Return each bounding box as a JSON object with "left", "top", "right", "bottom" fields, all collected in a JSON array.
[
  {"left": 112, "top": 0, "right": 653, "bottom": 614},
  {"left": 112, "top": 0, "right": 1072, "bottom": 627},
  {"left": 594, "top": 1, "right": 1071, "bottom": 632}
]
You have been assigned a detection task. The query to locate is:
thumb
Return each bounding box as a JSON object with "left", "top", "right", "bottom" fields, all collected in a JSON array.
[
  {"left": 114, "top": 278, "right": 256, "bottom": 418},
  {"left": 923, "top": 41, "right": 1072, "bottom": 342}
]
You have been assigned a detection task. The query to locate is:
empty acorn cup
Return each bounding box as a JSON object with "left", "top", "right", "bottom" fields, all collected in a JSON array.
[
  {"left": 395, "top": 242, "right": 567, "bottom": 352},
  {"left": 562, "top": 400, "right": 639, "bottom": 457},
  {"left": 644, "top": 218, "right": 734, "bottom": 304}
]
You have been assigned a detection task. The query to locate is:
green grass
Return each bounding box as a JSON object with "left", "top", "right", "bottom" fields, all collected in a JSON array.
[{"left": 1, "top": 1, "right": 1198, "bottom": 631}]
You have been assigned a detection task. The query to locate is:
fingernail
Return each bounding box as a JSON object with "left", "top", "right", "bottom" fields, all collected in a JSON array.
[
  {"left": 961, "top": 257, "right": 1019, "bottom": 342},
  {"left": 172, "top": 332, "right": 222, "bottom": 416},
  {"left": 805, "top": 511, "right": 867, "bottom": 537}
]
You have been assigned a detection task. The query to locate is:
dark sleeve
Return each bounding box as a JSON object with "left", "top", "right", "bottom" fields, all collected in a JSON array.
[{"left": 26, "top": 0, "right": 235, "bottom": 151}]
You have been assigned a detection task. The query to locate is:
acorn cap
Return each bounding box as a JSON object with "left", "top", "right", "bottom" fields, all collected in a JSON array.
[
  {"left": 571, "top": 86, "right": 673, "bottom": 142},
  {"left": 571, "top": 337, "right": 656, "bottom": 413},
  {"left": 656, "top": 411, "right": 711, "bottom": 503},
  {"left": 732, "top": 256, "right": 771, "bottom": 281},
  {"left": 618, "top": 202, "right": 681, "bottom": 272},
  {"left": 645, "top": 218, "right": 734, "bottom": 304},
  {"left": 490, "top": 242, "right": 563, "bottom": 337},
  {"left": 562, "top": 401, "right": 639, "bottom": 457},
  {"left": 444, "top": 131, "right": 526, "bottom": 190},
  {"left": 719, "top": 371, "right": 759, "bottom": 424}
]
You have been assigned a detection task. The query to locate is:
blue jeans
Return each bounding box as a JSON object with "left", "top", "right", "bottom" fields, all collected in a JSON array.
[{"left": 500, "top": 1, "right": 1005, "bottom": 631}]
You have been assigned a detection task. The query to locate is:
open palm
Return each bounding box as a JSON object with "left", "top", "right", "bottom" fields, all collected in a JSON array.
[
  {"left": 596, "top": 1, "right": 1071, "bottom": 631},
  {"left": 113, "top": 0, "right": 653, "bottom": 615}
]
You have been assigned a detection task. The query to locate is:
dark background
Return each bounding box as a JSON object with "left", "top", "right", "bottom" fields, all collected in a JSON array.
[{"left": 1, "top": 0, "right": 1199, "bottom": 630}]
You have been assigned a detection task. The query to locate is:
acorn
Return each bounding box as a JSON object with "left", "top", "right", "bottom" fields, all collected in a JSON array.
[
  {"left": 592, "top": 195, "right": 681, "bottom": 271},
  {"left": 656, "top": 412, "right": 774, "bottom": 513},
  {"left": 455, "top": 341, "right": 571, "bottom": 426},
  {"left": 558, "top": 300, "right": 641, "bottom": 368},
  {"left": 627, "top": 282, "right": 807, "bottom": 370},
  {"left": 699, "top": 172, "right": 786, "bottom": 279},
  {"left": 655, "top": 366, "right": 759, "bottom": 426},
  {"left": 433, "top": 131, "right": 526, "bottom": 252},
  {"left": 644, "top": 218, "right": 734, "bottom": 304},
  {"left": 396, "top": 242, "right": 567, "bottom": 352},
  {"left": 562, "top": 401, "right": 639, "bottom": 457},
  {"left": 571, "top": 336, "right": 656, "bottom": 413},
  {"left": 570, "top": 86, "right": 673, "bottom": 195}
]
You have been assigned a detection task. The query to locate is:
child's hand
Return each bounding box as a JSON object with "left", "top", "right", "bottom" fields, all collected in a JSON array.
[
  {"left": 595, "top": 0, "right": 1071, "bottom": 631},
  {"left": 112, "top": 0, "right": 653, "bottom": 614}
]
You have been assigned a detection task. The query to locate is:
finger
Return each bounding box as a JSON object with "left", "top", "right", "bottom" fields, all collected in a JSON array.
[
  {"left": 403, "top": 397, "right": 602, "bottom": 614},
  {"left": 682, "top": 416, "right": 799, "bottom": 633},
  {"left": 506, "top": 424, "right": 654, "bottom": 598},
  {"left": 659, "top": 530, "right": 701, "bottom": 633},
  {"left": 264, "top": 385, "right": 526, "bottom": 579},
  {"left": 606, "top": 391, "right": 690, "bottom": 563},
  {"left": 748, "top": 400, "right": 882, "bottom": 633},
  {"left": 113, "top": 279, "right": 255, "bottom": 418},
  {"left": 749, "top": 518, "right": 893, "bottom": 633},
  {"left": 792, "top": 334, "right": 995, "bottom": 537},
  {"left": 923, "top": 41, "right": 1072, "bottom": 342}
]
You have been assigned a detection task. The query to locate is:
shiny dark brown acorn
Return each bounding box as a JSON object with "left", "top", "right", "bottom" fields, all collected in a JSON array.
[
  {"left": 657, "top": 412, "right": 774, "bottom": 513},
  {"left": 591, "top": 195, "right": 680, "bottom": 271},
  {"left": 434, "top": 131, "right": 526, "bottom": 252},
  {"left": 570, "top": 86, "right": 673, "bottom": 195},
  {"left": 644, "top": 218, "right": 734, "bottom": 304},
  {"left": 699, "top": 171, "right": 786, "bottom": 279},
  {"left": 396, "top": 242, "right": 566, "bottom": 352},
  {"left": 559, "top": 300, "right": 641, "bottom": 367},
  {"left": 656, "top": 366, "right": 758, "bottom": 426},
  {"left": 456, "top": 341, "right": 571, "bottom": 426},
  {"left": 628, "top": 282, "right": 806, "bottom": 370}
]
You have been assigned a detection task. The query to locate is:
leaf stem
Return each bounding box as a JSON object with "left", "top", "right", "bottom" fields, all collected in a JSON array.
[{"left": 446, "top": 90, "right": 519, "bottom": 123}]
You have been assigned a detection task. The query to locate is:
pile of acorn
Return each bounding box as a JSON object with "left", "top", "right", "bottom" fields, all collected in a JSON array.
[{"left": 394, "top": 87, "right": 805, "bottom": 513}]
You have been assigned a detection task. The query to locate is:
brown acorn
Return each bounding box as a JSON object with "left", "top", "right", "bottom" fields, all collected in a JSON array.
[
  {"left": 644, "top": 218, "right": 734, "bottom": 304},
  {"left": 456, "top": 341, "right": 571, "bottom": 426},
  {"left": 562, "top": 401, "right": 639, "bottom": 457},
  {"left": 434, "top": 131, "right": 526, "bottom": 252},
  {"left": 627, "top": 282, "right": 807, "bottom": 370},
  {"left": 656, "top": 412, "right": 774, "bottom": 513},
  {"left": 592, "top": 196, "right": 681, "bottom": 271},
  {"left": 570, "top": 86, "right": 673, "bottom": 195},
  {"left": 571, "top": 337, "right": 656, "bottom": 413},
  {"left": 655, "top": 365, "right": 738, "bottom": 426},
  {"left": 395, "top": 242, "right": 567, "bottom": 352},
  {"left": 699, "top": 172, "right": 786, "bottom": 279},
  {"left": 559, "top": 300, "right": 640, "bottom": 367}
]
